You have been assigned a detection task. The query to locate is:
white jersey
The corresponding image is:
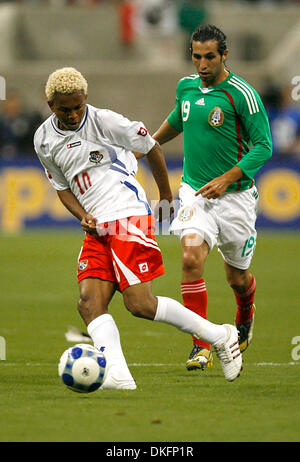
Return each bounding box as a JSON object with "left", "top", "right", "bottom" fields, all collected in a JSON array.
[{"left": 34, "top": 104, "right": 155, "bottom": 224}]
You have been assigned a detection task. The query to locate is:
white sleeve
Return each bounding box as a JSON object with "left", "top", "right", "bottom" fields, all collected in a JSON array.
[
  {"left": 34, "top": 127, "right": 69, "bottom": 191},
  {"left": 96, "top": 109, "right": 155, "bottom": 154}
]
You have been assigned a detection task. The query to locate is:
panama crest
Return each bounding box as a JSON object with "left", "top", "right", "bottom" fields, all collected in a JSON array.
[
  {"left": 89, "top": 151, "right": 103, "bottom": 164},
  {"left": 78, "top": 259, "right": 89, "bottom": 271}
]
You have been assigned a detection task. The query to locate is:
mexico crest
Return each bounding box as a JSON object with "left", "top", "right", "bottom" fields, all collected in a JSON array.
[
  {"left": 208, "top": 106, "right": 224, "bottom": 127},
  {"left": 178, "top": 206, "right": 194, "bottom": 222}
]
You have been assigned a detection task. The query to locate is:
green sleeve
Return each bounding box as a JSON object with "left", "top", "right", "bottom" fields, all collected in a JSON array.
[
  {"left": 237, "top": 91, "right": 273, "bottom": 179},
  {"left": 167, "top": 96, "right": 183, "bottom": 133}
]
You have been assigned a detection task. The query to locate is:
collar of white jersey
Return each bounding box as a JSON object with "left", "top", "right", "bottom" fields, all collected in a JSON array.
[{"left": 51, "top": 105, "right": 89, "bottom": 136}]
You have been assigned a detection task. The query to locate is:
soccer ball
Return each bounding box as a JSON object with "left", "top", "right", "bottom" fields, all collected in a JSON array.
[{"left": 58, "top": 343, "right": 106, "bottom": 393}]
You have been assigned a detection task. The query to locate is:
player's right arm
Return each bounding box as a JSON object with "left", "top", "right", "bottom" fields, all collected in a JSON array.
[
  {"left": 152, "top": 119, "right": 181, "bottom": 145},
  {"left": 153, "top": 87, "right": 183, "bottom": 145},
  {"left": 57, "top": 188, "right": 97, "bottom": 235},
  {"left": 133, "top": 120, "right": 179, "bottom": 158},
  {"left": 34, "top": 127, "right": 97, "bottom": 235}
]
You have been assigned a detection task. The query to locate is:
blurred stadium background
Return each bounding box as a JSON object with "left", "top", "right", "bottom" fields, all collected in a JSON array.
[
  {"left": 0, "top": 0, "right": 300, "bottom": 444},
  {"left": 0, "top": 0, "right": 299, "bottom": 233}
]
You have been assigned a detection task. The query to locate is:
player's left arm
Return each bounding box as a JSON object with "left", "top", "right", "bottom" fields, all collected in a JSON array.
[
  {"left": 235, "top": 90, "right": 273, "bottom": 179},
  {"left": 197, "top": 89, "right": 273, "bottom": 199},
  {"left": 146, "top": 141, "right": 174, "bottom": 221}
]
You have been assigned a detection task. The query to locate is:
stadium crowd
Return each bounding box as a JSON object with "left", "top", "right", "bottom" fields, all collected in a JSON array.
[
  {"left": 0, "top": 84, "right": 299, "bottom": 161},
  {"left": 262, "top": 83, "right": 300, "bottom": 160},
  {"left": 0, "top": 0, "right": 299, "bottom": 6},
  {"left": 0, "top": 90, "right": 45, "bottom": 160},
  {"left": 0, "top": 0, "right": 299, "bottom": 159}
]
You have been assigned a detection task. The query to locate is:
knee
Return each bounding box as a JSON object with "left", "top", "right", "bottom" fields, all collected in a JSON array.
[
  {"left": 77, "top": 289, "right": 91, "bottom": 318},
  {"left": 226, "top": 268, "right": 250, "bottom": 291},
  {"left": 182, "top": 248, "right": 202, "bottom": 273},
  {"left": 77, "top": 284, "right": 98, "bottom": 320},
  {"left": 123, "top": 292, "right": 157, "bottom": 320}
]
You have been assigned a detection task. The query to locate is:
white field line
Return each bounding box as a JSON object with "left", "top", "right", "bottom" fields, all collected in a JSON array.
[
  {"left": 132, "top": 362, "right": 300, "bottom": 367},
  {"left": 1, "top": 362, "right": 300, "bottom": 367}
]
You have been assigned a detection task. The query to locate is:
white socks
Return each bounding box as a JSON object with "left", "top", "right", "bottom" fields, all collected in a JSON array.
[
  {"left": 87, "top": 297, "right": 227, "bottom": 390},
  {"left": 87, "top": 313, "right": 136, "bottom": 389},
  {"left": 154, "top": 296, "right": 227, "bottom": 346}
]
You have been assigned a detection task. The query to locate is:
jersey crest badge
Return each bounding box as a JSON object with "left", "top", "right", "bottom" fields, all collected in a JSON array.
[
  {"left": 208, "top": 107, "right": 224, "bottom": 127},
  {"left": 89, "top": 151, "right": 103, "bottom": 164},
  {"left": 78, "top": 260, "right": 89, "bottom": 272},
  {"left": 178, "top": 206, "right": 194, "bottom": 222}
]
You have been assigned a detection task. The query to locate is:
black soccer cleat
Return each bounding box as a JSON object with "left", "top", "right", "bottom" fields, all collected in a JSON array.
[{"left": 235, "top": 304, "right": 256, "bottom": 353}]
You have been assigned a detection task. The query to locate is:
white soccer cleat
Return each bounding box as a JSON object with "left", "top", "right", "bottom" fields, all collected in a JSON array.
[
  {"left": 99, "top": 366, "right": 136, "bottom": 390},
  {"left": 100, "top": 374, "right": 136, "bottom": 390},
  {"left": 214, "top": 324, "right": 243, "bottom": 382}
]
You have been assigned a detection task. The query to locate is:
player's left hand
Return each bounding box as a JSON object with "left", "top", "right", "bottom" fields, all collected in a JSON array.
[
  {"left": 196, "top": 166, "right": 243, "bottom": 199},
  {"left": 195, "top": 176, "right": 230, "bottom": 199}
]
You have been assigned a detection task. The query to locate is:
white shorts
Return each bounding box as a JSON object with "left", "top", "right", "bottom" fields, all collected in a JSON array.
[{"left": 170, "top": 182, "right": 259, "bottom": 270}]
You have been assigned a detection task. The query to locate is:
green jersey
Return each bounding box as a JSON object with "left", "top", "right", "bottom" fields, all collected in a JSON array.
[{"left": 167, "top": 71, "right": 272, "bottom": 192}]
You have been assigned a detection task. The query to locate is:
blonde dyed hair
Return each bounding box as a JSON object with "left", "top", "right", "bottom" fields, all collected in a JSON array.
[{"left": 45, "top": 67, "right": 88, "bottom": 102}]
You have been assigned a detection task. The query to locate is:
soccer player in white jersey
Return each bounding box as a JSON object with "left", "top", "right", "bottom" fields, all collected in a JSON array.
[{"left": 34, "top": 67, "right": 243, "bottom": 388}]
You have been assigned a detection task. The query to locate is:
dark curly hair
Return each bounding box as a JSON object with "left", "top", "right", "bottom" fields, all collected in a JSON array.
[{"left": 190, "top": 24, "right": 227, "bottom": 56}]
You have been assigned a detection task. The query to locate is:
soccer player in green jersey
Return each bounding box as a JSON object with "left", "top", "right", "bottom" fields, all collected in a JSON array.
[{"left": 153, "top": 24, "right": 272, "bottom": 371}]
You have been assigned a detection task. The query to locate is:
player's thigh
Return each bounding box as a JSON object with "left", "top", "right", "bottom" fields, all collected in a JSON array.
[
  {"left": 170, "top": 183, "right": 218, "bottom": 250},
  {"left": 77, "top": 233, "right": 117, "bottom": 285},
  {"left": 217, "top": 189, "right": 258, "bottom": 270},
  {"left": 122, "top": 280, "right": 157, "bottom": 319},
  {"left": 79, "top": 277, "right": 117, "bottom": 307}
]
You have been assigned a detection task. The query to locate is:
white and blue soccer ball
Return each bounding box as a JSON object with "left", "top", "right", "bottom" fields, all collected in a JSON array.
[{"left": 58, "top": 343, "right": 106, "bottom": 393}]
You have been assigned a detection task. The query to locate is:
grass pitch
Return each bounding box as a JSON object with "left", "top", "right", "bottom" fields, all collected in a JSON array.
[{"left": 0, "top": 230, "right": 299, "bottom": 442}]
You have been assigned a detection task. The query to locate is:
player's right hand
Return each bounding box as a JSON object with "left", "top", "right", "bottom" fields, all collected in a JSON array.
[{"left": 81, "top": 214, "right": 98, "bottom": 236}]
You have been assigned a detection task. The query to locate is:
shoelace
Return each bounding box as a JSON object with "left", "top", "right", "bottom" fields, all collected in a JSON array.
[{"left": 214, "top": 341, "right": 240, "bottom": 364}]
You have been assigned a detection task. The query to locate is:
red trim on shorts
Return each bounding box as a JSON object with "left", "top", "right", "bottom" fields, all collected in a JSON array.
[{"left": 77, "top": 269, "right": 116, "bottom": 285}]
